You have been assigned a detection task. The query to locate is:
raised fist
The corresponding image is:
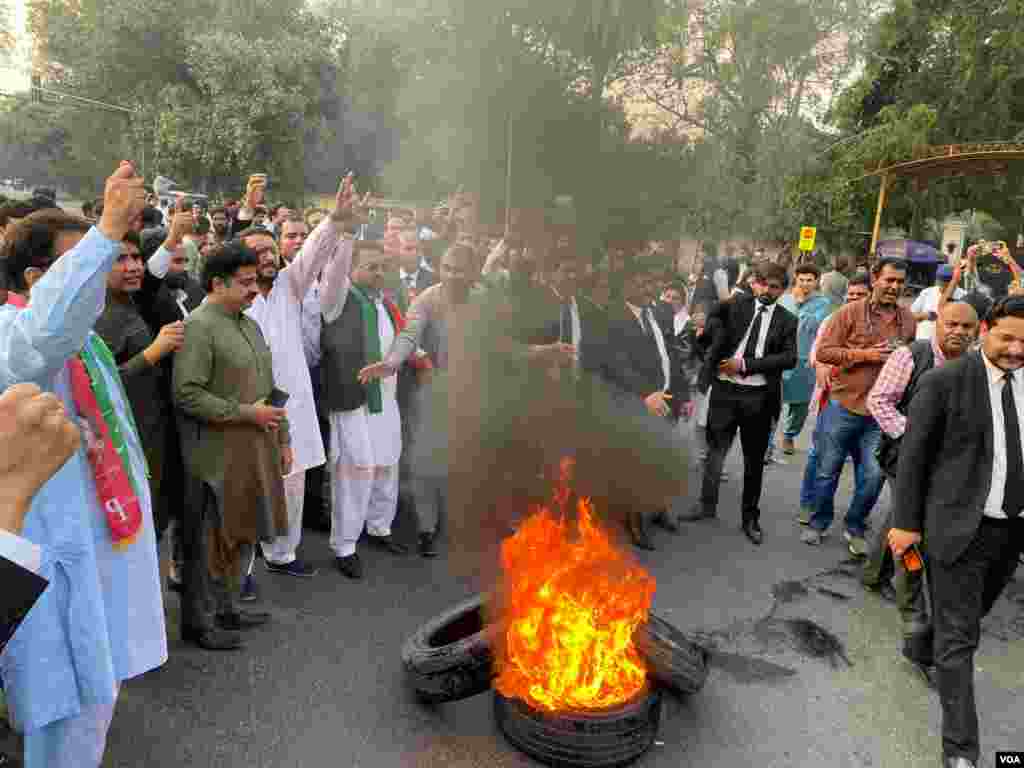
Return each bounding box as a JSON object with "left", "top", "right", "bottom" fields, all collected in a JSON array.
[{"left": 98, "top": 161, "right": 146, "bottom": 242}]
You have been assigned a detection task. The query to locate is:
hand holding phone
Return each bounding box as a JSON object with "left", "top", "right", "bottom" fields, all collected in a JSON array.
[{"left": 267, "top": 387, "right": 290, "bottom": 408}]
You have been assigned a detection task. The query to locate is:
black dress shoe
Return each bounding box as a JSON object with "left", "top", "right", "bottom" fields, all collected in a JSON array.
[
  {"left": 741, "top": 520, "right": 764, "bottom": 545},
  {"left": 653, "top": 509, "right": 681, "bottom": 534},
  {"left": 337, "top": 554, "right": 364, "bottom": 579},
  {"left": 418, "top": 532, "right": 438, "bottom": 558},
  {"left": 217, "top": 610, "right": 271, "bottom": 631},
  {"left": 368, "top": 534, "right": 409, "bottom": 555},
  {"left": 678, "top": 504, "right": 717, "bottom": 522},
  {"left": 627, "top": 511, "right": 656, "bottom": 551},
  {"left": 181, "top": 625, "right": 244, "bottom": 650}
]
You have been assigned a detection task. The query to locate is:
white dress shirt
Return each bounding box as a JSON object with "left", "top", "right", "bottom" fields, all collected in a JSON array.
[
  {"left": 981, "top": 352, "right": 1024, "bottom": 519},
  {"left": 673, "top": 308, "right": 690, "bottom": 337},
  {"left": 399, "top": 268, "right": 420, "bottom": 290},
  {"left": 626, "top": 302, "right": 671, "bottom": 392},
  {"left": 719, "top": 301, "right": 776, "bottom": 388}
]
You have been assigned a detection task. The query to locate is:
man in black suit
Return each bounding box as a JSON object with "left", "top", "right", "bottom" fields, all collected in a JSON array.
[
  {"left": 395, "top": 229, "right": 438, "bottom": 313},
  {"left": 544, "top": 246, "right": 606, "bottom": 371},
  {"left": 890, "top": 296, "right": 1024, "bottom": 768},
  {"left": 653, "top": 281, "right": 696, "bottom": 420},
  {"left": 680, "top": 262, "right": 798, "bottom": 545},
  {"left": 594, "top": 256, "right": 677, "bottom": 549}
]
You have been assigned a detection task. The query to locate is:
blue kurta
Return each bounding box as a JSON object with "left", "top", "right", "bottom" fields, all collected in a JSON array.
[
  {"left": 0, "top": 227, "right": 167, "bottom": 732},
  {"left": 780, "top": 292, "right": 833, "bottom": 404}
]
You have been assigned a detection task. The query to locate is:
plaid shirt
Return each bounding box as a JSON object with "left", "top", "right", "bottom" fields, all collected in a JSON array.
[{"left": 866, "top": 336, "right": 945, "bottom": 438}]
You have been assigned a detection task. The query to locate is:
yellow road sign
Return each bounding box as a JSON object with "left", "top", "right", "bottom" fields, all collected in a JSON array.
[{"left": 799, "top": 226, "right": 817, "bottom": 252}]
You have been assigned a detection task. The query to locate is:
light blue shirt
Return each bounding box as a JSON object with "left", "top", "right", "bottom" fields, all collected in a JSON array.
[
  {"left": 780, "top": 291, "right": 833, "bottom": 404},
  {"left": 0, "top": 227, "right": 167, "bottom": 732}
]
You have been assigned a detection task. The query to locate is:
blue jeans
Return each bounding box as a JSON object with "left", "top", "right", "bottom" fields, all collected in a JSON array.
[{"left": 808, "top": 400, "right": 883, "bottom": 537}]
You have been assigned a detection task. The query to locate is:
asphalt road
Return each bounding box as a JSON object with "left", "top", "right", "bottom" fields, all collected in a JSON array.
[{"left": 8, "top": 427, "right": 1024, "bottom": 767}]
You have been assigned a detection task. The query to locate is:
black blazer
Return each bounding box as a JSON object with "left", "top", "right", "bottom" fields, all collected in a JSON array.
[
  {"left": 652, "top": 301, "right": 694, "bottom": 404},
  {"left": 0, "top": 553, "right": 47, "bottom": 656},
  {"left": 697, "top": 294, "right": 798, "bottom": 414},
  {"left": 596, "top": 304, "right": 669, "bottom": 400},
  {"left": 893, "top": 351, "right": 1019, "bottom": 565}
]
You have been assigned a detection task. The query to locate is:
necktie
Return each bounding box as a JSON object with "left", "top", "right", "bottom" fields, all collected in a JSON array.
[
  {"left": 641, "top": 309, "right": 655, "bottom": 338},
  {"left": 1002, "top": 371, "right": 1024, "bottom": 516},
  {"left": 744, "top": 305, "right": 765, "bottom": 359},
  {"left": 560, "top": 302, "right": 573, "bottom": 344}
]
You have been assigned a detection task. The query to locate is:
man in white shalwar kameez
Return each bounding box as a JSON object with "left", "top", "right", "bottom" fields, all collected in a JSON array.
[
  {"left": 319, "top": 236, "right": 407, "bottom": 579},
  {"left": 240, "top": 177, "right": 356, "bottom": 577}
]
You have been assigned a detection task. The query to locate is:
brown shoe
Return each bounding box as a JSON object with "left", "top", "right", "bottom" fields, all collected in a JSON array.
[{"left": 782, "top": 438, "right": 795, "bottom": 455}]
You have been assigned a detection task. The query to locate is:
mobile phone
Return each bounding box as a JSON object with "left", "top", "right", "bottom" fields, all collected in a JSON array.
[{"left": 267, "top": 388, "right": 290, "bottom": 408}]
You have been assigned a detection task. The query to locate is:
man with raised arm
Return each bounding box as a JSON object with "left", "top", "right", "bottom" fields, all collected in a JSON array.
[{"left": 0, "top": 163, "right": 167, "bottom": 768}]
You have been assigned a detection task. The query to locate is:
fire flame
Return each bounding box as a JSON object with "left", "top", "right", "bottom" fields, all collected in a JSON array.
[{"left": 495, "top": 458, "right": 656, "bottom": 712}]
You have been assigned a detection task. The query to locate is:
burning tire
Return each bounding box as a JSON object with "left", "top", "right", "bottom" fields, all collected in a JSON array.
[
  {"left": 401, "top": 594, "right": 500, "bottom": 704},
  {"left": 493, "top": 684, "right": 662, "bottom": 768},
  {"left": 634, "top": 613, "right": 709, "bottom": 695}
]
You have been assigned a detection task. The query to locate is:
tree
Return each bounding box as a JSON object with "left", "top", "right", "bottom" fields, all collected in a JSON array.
[{"left": 614, "top": 0, "right": 881, "bottom": 244}]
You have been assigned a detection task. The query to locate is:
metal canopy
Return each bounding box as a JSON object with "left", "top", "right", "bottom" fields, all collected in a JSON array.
[{"left": 865, "top": 144, "right": 1024, "bottom": 254}]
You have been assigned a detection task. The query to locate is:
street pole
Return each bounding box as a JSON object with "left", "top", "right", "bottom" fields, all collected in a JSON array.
[
  {"left": 504, "top": 108, "right": 513, "bottom": 236},
  {"left": 870, "top": 173, "right": 889, "bottom": 256}
]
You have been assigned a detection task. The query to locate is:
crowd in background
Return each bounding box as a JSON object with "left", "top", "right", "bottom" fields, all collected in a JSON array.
[{"left": 0, "top": 164, "right": 1021, "bottom": 768}]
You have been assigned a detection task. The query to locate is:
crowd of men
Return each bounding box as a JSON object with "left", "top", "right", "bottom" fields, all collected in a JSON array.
[{"left": 0, "top": 164, "right": 1021, "bottom": 768}]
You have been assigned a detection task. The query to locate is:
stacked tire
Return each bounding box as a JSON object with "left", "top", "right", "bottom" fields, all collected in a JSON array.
[{"left": 401, "top": 596, "right": 708, "bottom": 766}]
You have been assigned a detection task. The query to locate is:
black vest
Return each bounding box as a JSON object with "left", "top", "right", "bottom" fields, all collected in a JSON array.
[
  {"left": 320, "top": 295, "right": 397, "bottom": 414},
  {"left": 877, "top": 339, "right": 936, "bottom": 477}
]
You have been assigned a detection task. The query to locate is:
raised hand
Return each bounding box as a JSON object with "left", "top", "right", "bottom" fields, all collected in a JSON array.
[
  {"left": 244, "top": 174, "right": 267, "bottom": 210},
  {"left": 330, "top": 172, "right": 357, "bottom": 223},
  {"left": 98, "top": 161, "right": 146, "bottom": 242}
]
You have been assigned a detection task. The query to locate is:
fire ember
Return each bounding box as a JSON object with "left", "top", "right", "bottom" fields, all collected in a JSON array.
[{"left": 494, "top": 458, "right": 657, "bottom": 712}]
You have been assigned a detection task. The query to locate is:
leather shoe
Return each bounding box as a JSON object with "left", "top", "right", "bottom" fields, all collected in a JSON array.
[
  {"left": 419, "top": 532, "right": 438, "bottom": 558},
  {"left": 741, "top": 520, "right": 764, "bottom": 545},
  {"left": 627, "top": 510, "right": 656, "bottom": 551},
  {"left": 217, "top": 610, "right": 271, "bottom": 631},
  {"left": 181, "top": 625, "right": 243, "bottom": 651},
  {"left": 368, "top": 534, "right": 409, "bottom": 555},
  {"left": 678, "top": 504, "right": 716, "bottom": 522},
  {"left": 337, "top": 554, "right": 363, "bottom": 580},
  {"left": 943, "top": 758, "right": 976, "bottom": 768},
  {"left": 653, "top": 509, "right": 680, "bottom": 534}
]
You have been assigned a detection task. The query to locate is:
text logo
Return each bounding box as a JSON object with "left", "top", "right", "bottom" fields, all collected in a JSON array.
[{"left": 997, "top": 752, "right": 1024, "bottom": 765}]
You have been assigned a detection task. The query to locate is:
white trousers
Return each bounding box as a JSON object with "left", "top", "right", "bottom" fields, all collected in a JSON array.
[
  {"left": 24, "top": 687, "right": 119, "bottom": 768},
  {"left": 261, "top": 471, "right": 306, "bottom": 565},
  {"left": 329, "top": 462, "right": 399, "bottom": 558}
]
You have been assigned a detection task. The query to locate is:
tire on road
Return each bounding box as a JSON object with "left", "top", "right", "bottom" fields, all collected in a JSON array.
[
  {"left": 401, "top": 594, "right": 500, "bottom": 704},
  {"left": 494, "top": 684, "right": 662, "bottom": 768},
  {"left": 634, "top": 612, "right": 709, "bottom": 695}
]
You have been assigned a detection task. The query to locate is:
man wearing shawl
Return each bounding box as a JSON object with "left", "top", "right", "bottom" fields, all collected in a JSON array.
[
  {"left": 0, "top": 163, "right": 167, "bottom": 768},
  {"left": 320, "top": 237, "right": 408, "bottom": 580}
]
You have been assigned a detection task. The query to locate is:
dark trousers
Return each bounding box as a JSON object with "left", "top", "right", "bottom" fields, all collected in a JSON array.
[
  {"left": 180, "top": 480, "right": 250, "bottom": 633},
  {"left": 700, "top": 380, "right": 775, "bottom": 522},
  {"left": 862, "top": 490, "right": 930, "bottom": 660},
  {"left": 930, "top": 517, "right": 1023, "bottom": 762}
]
